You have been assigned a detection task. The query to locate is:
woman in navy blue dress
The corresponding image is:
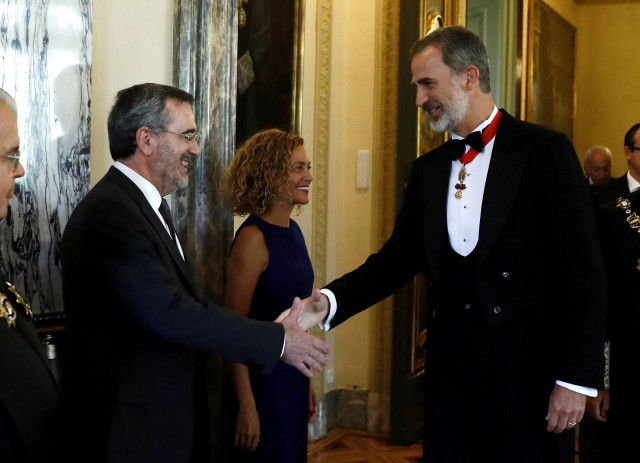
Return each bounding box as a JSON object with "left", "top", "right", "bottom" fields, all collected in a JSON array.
[{"left": 223, "top": 129, "right": 317, "bottom": 462}]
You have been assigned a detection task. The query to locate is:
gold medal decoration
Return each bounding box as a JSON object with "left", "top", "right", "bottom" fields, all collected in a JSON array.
[
  {"left": 454, "top": 165, "right": 468, "bottom": 199},
  {"left": 615, "top": 197, "right": 640, "bottom": 233},
  {"left": 4, "top": 281, "right": 32, "bottom": 317},
  {"left": 0, "top": 294, "right": 17, "bottom": 328}
]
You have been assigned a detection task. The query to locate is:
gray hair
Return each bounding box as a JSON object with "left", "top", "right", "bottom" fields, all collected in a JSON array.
[
  {"left": 0, "top": 88, "right": 17, "bottom": 115},
  {"left": 409, "top": 25, "right": 491, "bottom": 94},
  {"left": 584, "top": 145, "right": 612, "bottom": 162},
  {"left": 107, "top": 83, "right": 194, "bottom": 161}
]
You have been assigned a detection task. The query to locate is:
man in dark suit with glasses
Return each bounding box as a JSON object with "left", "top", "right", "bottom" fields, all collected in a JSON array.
[{"left": 61, "top": 83, "right": 328, "bottom": 463}]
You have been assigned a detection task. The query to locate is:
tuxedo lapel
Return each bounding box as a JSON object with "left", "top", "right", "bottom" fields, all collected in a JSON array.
[
  {"left": 106, "top": 168, "right": 199, "bottom": 294},
  {"left": 476, "top": 112, "right": 530, "bottom": 272},
  {"left": 422, "top": 149, "right": 452, "bottom": 285}
]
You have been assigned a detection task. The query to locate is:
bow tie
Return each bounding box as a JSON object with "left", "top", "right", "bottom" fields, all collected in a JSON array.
[{"left": 446, "top": 131, "right": 483, "bottom": 161}]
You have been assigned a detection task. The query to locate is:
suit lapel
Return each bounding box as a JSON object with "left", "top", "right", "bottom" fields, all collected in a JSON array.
[
  {"left": 106, "top": 168, "right": 199, "bottom": 294},
  {"left": 15, "top": 317, "right": 62, "bottom": 391},
  {"left": 476, "top": 111, "right": 530, "bottom": 271},
  {"left": 422, "top": 148, "right": 452, "bottom": 285}
]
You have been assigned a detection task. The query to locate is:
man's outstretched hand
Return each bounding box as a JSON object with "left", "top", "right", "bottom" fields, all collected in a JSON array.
[
  {"left": 279, "top": 297, "right": 330, "bottom": 377},
  {"left": 276, "top": 289, "right": 330, "bottom": 331}
]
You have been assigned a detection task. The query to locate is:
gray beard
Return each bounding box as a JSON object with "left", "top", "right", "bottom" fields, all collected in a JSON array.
[{"left": 429, "top": 84, "right": 469, "bottom": 133}]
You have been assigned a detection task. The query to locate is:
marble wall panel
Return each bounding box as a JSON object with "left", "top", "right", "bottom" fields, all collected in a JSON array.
[
  {"left": 173, "top": 0, "right": 237, "bottom": 460},
  {"left": 172, "top": 0, "right": 235, "bottom": 303},
  {"left": 0, "top": 0, "right": 92, "bottom": 314}
]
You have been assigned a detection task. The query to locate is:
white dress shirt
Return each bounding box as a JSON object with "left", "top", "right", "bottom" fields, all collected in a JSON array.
[
  {"left": 627, "top": 171, "right": 640, "bottom": 192},
  {"left": 113, "top": 161, "right": 185, "bottom": 260}
]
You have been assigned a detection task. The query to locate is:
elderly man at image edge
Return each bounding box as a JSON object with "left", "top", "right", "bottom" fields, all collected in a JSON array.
[
  {"left": 60, "top": 83, "right": 328, "bottom": 462},
  {"left": 293, "top": 26, "right": 606, "bottom": 462},
  {"left": 0, "top": 89, "right": 63, "bottom": 462}
]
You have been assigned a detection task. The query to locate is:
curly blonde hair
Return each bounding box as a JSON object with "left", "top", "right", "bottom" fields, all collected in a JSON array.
[{"left": 223, "top": 129, "right": 304, "bottom": 216}]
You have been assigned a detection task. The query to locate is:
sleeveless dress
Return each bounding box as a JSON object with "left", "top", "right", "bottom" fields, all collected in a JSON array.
[{"left": 231, "top": 215, "right": 313, "bottom": 463}]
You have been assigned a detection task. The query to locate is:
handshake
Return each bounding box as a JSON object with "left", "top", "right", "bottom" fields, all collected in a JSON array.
[{"left": 275, "top": 289, "right": 331, "bottom": 377}]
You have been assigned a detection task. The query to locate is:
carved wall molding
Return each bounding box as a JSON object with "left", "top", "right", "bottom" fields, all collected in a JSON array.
[
  {"left": 367, "top": 0, "right": 400, "bottom": 435},
  {"left": 311, "top": 0, "right": 333, "bottom": 287}
]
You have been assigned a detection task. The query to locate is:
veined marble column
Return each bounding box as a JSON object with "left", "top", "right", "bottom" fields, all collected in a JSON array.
[
  {"left": 0, "top": 0, "right": 92, "bottom": 315},
  {"left": 172, "top": 0, "right": 236, "bottom": 303},
  {"left": 173, "top": 0, "right": 237, "bottom": 459}
]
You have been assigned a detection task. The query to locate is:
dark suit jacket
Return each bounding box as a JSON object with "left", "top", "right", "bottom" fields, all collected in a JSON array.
[
  {"left": 0, "top": 278, "right": 63, "bottom": 463},
  {"left": 595, "top": 191, "right": 640, "bottom": 444},
  {"left": 60, "top": 167, "right": 284, "bottom": 463},
  {"left": 590, "top": 174, "right": 629, "bottom": 206},
  {"left": 326, "top": 111, "right": 606, "bottom": 450}
]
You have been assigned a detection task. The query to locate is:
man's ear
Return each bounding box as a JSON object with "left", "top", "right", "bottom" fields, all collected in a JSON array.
[
  {"left": 463, "top": 65, "right": 480, "bottom": 90},
  {"left": 136, "top": 127, "right": 155, "bottom": 156}
]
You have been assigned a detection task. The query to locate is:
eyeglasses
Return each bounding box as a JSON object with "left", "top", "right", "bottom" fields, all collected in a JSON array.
[
  {"left": 164, "top": 130, "right": 199, "bottom": 145},
  {"left": 631, "top": 146, "right": 640, "bottom": 152},
  {"left": 0, "top": 150, "right": 20, "bottom": 169}
]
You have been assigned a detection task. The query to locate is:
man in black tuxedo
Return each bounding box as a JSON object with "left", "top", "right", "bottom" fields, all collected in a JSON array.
[
  {"left": 591, "top": 123, "right": 640, "bottom": 206},
  {"left": 60, "top": 83, "right": 328, "bottom": 463},
  {"left": 592, "top": 190, "right": 640, "bottom": 462},
  {"left": 581, "top": 122, "right": 640, "bottom": 463},
  {"left": 0, "top": 89, "right": 63, "bottom": 462},
  {"left": 295, "top": 26, "right": 606, "bottom": 462}
]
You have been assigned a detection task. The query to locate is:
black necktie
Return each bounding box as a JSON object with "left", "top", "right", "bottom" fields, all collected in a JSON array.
[
  {"left": 446, "top": 130, "right": 483, "bottom": 161},
  {"left": 158, "top": 198, "right": 177, "bottom": 243}
]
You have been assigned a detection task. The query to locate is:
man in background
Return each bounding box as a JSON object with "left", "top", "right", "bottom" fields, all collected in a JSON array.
[
  {"left": 581, "top": 122, "right": 640, "bottom": 462},
  {"left": 0, "top": 88, "right": 63, "bottom": 463},
  {"left": 591, "top": 123, "right": 640, "bottom": 205},
  {"left": 584, "top": 145, "right": 612, "bottom": 185},
  {"left": 589, "top": 187, "right": 640, "bottom": 463},
  {"left": 61, "top": 83, "right": 328, "bottom": 463}
]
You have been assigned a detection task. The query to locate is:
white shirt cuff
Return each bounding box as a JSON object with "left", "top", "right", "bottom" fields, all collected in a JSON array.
[
  {"left": 556, "top": 380, "right": 597, "bottom": 397},
  {"left": 280, "top": 334, "right": 286, "bottom": 357},
  {"left": 319, "top": 288, "right": 337, "bottom": 331}
]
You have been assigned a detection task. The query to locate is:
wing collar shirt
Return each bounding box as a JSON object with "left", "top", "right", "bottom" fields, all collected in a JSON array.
[
  {"left": 113, "top": 161, "right": 185, "bottom": 260},
  {"left": 447, "top": 106, "right": 499, "bottom": 256}
]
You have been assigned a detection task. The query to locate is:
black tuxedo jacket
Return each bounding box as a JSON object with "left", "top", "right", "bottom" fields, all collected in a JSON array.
[
  {"left": 590, "top": 174, "right": 629, "bottom": 206},
  {"left": 326, "top": 110, "right": 606, "bottom": 415},
  {"left": 0, "top": 278, "right": 63, "bottom": 463},
  {"left": 61, "top": 167, "right": 284, "bottom": 462}
]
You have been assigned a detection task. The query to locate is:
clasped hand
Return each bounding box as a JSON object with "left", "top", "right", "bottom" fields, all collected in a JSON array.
[
  {"left": 276, "top": 289, "right": 330, "bottom": 331},
  {"left": 277, "top": 295, "right": 330, "bottom": 377}
]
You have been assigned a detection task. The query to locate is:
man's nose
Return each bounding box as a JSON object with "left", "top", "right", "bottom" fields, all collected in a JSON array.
[
  {"left": 190, "top": 139, "right": 202, "bottom": 156},
  {"left": 14, "top": 161, "right": 25, "bottom": 179},
  {"left": 416, "top": 89, "right": 428, "bottom": 108}
]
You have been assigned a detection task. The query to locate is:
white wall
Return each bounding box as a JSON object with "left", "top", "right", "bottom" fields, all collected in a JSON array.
[
  {"left": 90, "top": 0, "right": 174, "bottom": 185},
  {"left": 325, "top": 0, "right": 377, "bottom": 390}
]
